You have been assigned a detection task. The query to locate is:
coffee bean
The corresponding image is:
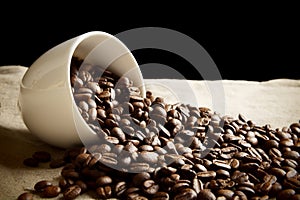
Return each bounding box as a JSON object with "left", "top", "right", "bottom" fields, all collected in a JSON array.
[
  {"left": 216, "top": 169, "right": 230, "bottom": 179},
  {"left": 140, "top": 151, "right": 159, "bottom": 164},
  {"left": 96, "top": 185, "right": 112, "bottom": 199},
  {"left": 105, "top": 136, "right": 119, "bottom": 145},
  {"left": 42, "top": 185, "right": 61, "bottom": 198},
  {"left": 173, "top": 188, "right": 197, "bottom": 200},
  {"left": 197, "top": 189, "right": 216, "bottom": 200},
  {"left": 75, "top": 180, "right": 88, "bottom": 193},
  {"left": 212, "top": 159, "right": 231, "bottom": 170},
  {"left": 228, "top": 158, "right": 240, "bottom": 169},
  {"left": 283, "top": 177, "right": 300, "bottom": 190},
  {"left": 192, "top": 177, "right": 203, "bottom": 194},
  {"left": 232, "top": 190, "right": 247, "bottom": 200},
  {"left": 111, "top": 127, "right": 126, "bottom": 142},
  {"left": 280, "top": 138, "right": 294, "bottom": 147},
  {"left": 96, "top": 176, "right": 112, "bottom": 186},
  {"left": 269, "top": 182, "right": 282, "bottom": 197},
  {"left": 286, "top": 168, "right": 298, "bottom": 178},
  {"left": 283, "top": 158, "right": 298, "bottom": 168},
  {"left": 132, "top": 172, "right": 151, "bottom": 186},
  {"left": 142, "top": 179, "right": 159, "bottom": 195},
  {"left": 152, "top": 191, "right": 169, "bottom": 200},
  {"left": 17, "top": 192, "right": 33, "bottom": 200},
  {"left": 277, "top": 189, "right": 296, "bottom": 200},
  {"left": 63, "top": 185, "right": 82, "bottom": 200},
  {"left": 238, "top": 185, "right": 255, "bottom": 196},
  {"left": 269, "top": 147, "right": 282, "bottom": 158},
  {"left": 269, "top": 167, "right": 286, "bottom": 178},
  {"left": 34, "top": 180, "right": 52, "bottom": 192},
  {"left": 114, "top": 181, "right": 127, "bottom": 197},
  {"left": 171, "top": 179, "right": 191, "bottom": 194},
  {"left": 129, "top": 162, "right": 150, "bottom": 173},
  {"left": 283, "top": 150, "right": 300, "bottom": 160},
  {"left": 197, "top": 171, "right": 216, "bottom": 181},
  {"left": 264, "top": 139, "right": 279, "bottom": 150}
]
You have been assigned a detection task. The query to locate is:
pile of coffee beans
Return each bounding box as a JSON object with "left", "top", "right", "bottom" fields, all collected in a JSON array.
[{"left": 18, "top": 57, "right": 300, "bottom": 200}]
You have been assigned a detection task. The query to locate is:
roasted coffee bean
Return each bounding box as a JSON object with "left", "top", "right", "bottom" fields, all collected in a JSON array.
[
  {"left": 111, "top": 127, "right": 126, "bottom": 142},
  {"left": 140, "top": 151, "right": 159, "bottom": 164},
  {"left": 104, "top": 136, "right": 119, "bottom": 145},
  {"left": 216, "top": 169, "right": 230, "bottom": 179},
  {"left": 114, "top": 181, "right": 127, "bottom": 197},
  {"left": 197, "top": 171, "right": 217, "bottom": 181},
  {"left": 286, "top": 168, "right": 298, "bottom": 178},
  {"left": 88, "top": 153, "right": 101, "bottom": 167},
  {"left": 61, "top": 169, "right": 80, "bottom": 179},
  {"left": 132, "top": 172, "right": 151, "bottom": 186},
  {"left": 238, "top": 185, "right": 255, "bottom": 196},
  {"left": 228, "top": 158, "right": 240, "bottom": 169},
  {"left": 142, "top": 179, "right": 159, "bottom": 195},
  {"left": 42, "top": 185, "right": 61, "bottom": 198},
  {"left": 291, "top": 194, "right": 300, "bottom": 200},
  {"left": 280, "top": 138, "right": 294, "bottom": 147},
  {"left": 96, "top": 185, "right": 112, "bottom": 199},
  {"left": 34, "top": 180, "right": 52, "bottom": 192},
  {"left": 23, "top": 157, "right": 39, "bottom": 167},
  {"left": 129, "top": 162, "right": 150, "bottom": 172},
  {"left": 269, "top": 147, "right": 282, "bottom": 158},
  {"left": 212, "top": 159, "right": 231, "bottom": 170},
  {"left": 173, "top": 188, "right": 197, "bottom": 200},
  {"left": 277, "top": 189, "right": 296, "bottom": 200},
  {"left": 59, "top": 178, "right": 73, "bottom": 191},
  {"left": 217, "top": 189, "right": 235, "bottom": 199},
  {"left": 75, "top": 180, "right": 88, "bottom": 193},
  {"left": 17, "top": 192, "right": 33, "bottom": 200},
  {"left": 264, "top": 139, "right": 279, "bottom": 150},
  {"left": 192, "top": 177, "right": 203, "bottom": 194},
  {"left": 269, "top": 182, "right": 282, "bottom": 197},
  {"left": 232, "top": 190, "right": 247, "bottom": 200},
  {"left": 283, "top": 177, "right": 300, "bottom": 190},
  {"left": 63, "top": 185, "right": 82, "bottom": 200},
  {"left": 139, "top": 145, "right": 154, "bottom": 152},
  {"left": 172, "top": 180, "right": 191, "bottom": 193},
  {"left": 96, "top": 175, "right": 112, "bottom": 186},
  {"left": 152, "top": 191, "right": 169, "bottom": 200},
  {"left": 197, "top": 189, "right": 216, "bottom": 200},
  {"left": 283, "top": 158, "right": 298, "bottom": 168},
  {"left": 283, "top": 150, "right": 300, "bottom": 160}
]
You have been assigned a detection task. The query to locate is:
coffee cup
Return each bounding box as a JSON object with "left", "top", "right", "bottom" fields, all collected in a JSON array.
[{"left": 18, "top": 31, "right": 145, "bottom": 148}]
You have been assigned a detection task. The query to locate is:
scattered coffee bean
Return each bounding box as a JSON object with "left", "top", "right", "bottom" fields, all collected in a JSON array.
[
  {"left": 17, "top": 192, "right": 33, "bottom": 200},
  {"left": 42, "top": 185, "right": 61, "bottom": 198},
  {"left": 34, "top": 180, "right": 52, "bottom": 192},
  {"left": 63, "top": 185, "right": 82, "bottom": 200}
]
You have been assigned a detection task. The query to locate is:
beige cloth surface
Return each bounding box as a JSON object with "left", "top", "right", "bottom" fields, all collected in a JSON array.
[{"left": 0, "top": 65, "right": 299, "bottom": 199}]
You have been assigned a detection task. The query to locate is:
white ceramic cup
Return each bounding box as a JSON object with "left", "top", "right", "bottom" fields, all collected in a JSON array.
[{"left": 18, "top": 31, "right": 145, "bottom": 149}]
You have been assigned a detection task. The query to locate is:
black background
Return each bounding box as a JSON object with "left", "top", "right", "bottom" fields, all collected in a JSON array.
[{"left": 0, "top": 5, "right": 299, "bottom": 81}]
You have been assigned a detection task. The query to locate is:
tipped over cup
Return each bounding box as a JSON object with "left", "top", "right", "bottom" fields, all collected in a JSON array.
[{"left": 18, "top": 31, "right": 145, "bottom": 148}]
